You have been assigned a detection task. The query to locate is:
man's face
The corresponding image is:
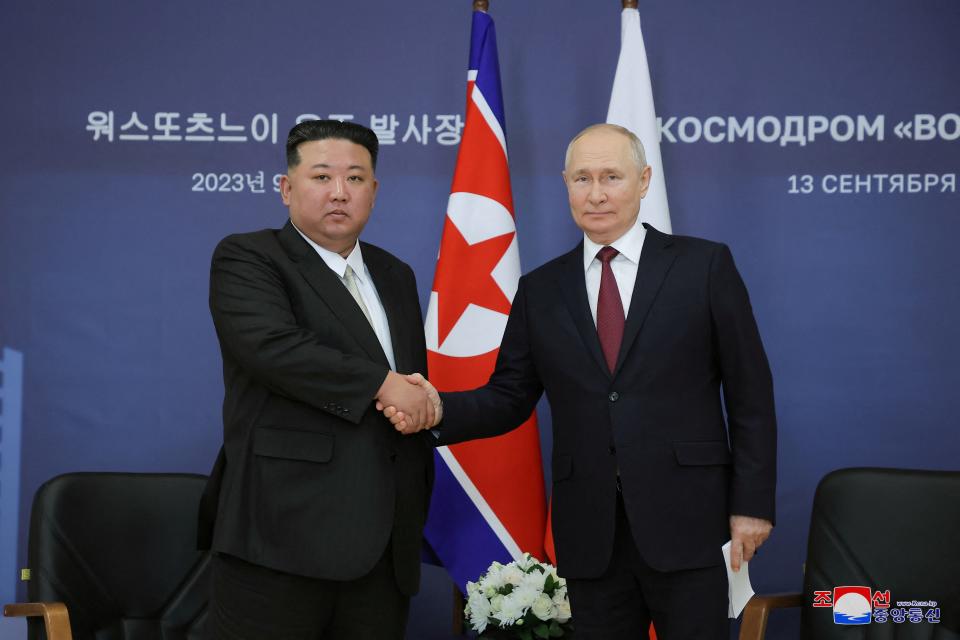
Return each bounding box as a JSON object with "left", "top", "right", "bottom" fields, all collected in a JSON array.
[
  {"left": 563, "top": 128, "right": 652, "bottom": 245},
  {"left": 280, "top": 138, "right": 378, "bottom": 256}
]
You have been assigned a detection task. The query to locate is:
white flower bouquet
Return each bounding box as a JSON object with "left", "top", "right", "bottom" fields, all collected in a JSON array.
[{"left": 464, "top": 553, "right": 573, "bottom": 640}]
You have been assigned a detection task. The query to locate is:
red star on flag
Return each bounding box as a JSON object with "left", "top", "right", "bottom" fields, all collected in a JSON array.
[{"left": 432, "top": 216, "right": 514, "bottom": 346}]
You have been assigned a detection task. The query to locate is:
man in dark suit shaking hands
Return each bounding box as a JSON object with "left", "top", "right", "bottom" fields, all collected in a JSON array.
[
  {"left": 386, "top": 123, "right": 777, "bottom": 639},
  {"left": 202, "top": 120, "right": 438, "bottom": 639}
]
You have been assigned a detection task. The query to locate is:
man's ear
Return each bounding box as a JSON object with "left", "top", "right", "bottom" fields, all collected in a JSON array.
[{"left": 638, "top": 165, "right": 653, "bottom": 198}]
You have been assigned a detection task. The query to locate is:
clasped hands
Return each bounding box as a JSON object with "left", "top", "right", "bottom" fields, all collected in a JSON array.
[{"left": 375, "top": 371, "right": 441, "bottom": 434}]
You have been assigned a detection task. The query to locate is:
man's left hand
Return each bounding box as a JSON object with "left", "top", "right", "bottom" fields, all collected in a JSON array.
[{"left": 729, "top": 515, "right": 773, "bottom": 572}]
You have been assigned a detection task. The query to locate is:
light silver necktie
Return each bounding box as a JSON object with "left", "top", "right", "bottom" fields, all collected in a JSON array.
[{"left": 342, "top": 265, "right": 374, "bottom": 327}]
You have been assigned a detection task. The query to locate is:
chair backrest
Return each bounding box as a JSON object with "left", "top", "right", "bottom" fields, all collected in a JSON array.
[
  {"left": 800, "top": 467, "right": 960, "bottom": 638},
  {"left": 27, "top": 473, "right": 210, "bottom": 640}
]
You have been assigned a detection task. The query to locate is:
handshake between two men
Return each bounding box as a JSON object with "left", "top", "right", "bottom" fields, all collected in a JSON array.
[{"left": 374, "top": 372, "right": 441, "bottom": 434}]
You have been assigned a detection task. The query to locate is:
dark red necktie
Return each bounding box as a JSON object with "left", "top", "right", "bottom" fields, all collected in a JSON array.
[{"left": 596, "top": 246, "right": 625, "bottom": 373}]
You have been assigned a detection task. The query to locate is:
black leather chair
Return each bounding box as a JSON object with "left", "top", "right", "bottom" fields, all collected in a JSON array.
[
  {"left": 740, "top": 467, "right": 960, "bottom": 639},
  {"left": 3, "top": 473, "right": 210, "bottom": 640}
]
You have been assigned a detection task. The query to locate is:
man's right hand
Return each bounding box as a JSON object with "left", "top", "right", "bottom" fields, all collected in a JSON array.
[
  {"left": 377, "top": 373, "right": 442, "bottom": 434},
  {"left": 375, "top": 371, "right": 434, "bottom": 434}
]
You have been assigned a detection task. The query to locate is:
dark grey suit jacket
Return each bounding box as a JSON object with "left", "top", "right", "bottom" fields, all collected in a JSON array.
[{"left": 200, "top": 220, "right": 433, "bottom": 596}]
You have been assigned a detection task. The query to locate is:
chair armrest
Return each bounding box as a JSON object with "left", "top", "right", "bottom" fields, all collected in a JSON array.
[
  {"left": 738, "top": 593, "right": 803, "bottom": 640},
  {"left": 4, "top": 602, "right": 73, "bottom": 640}
]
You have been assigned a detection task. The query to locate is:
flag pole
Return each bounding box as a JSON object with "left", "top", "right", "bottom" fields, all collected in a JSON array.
[
  {"left": 457, "top": 17, "right": 490, "bottom": 624},
  {"left": 451, "top": 1, "right": 489, "bottom": 630},
  {"left": 622, "top": 0, "right": 638, "bottom": 7},
  {"left": 454, "top": 9, "right": 486, "bottom": 629},
  {"left": 451, "top": 6, "right": 487, "bottom": 631},
  {"left": 454, "top": 17, "right": 486, "bottom": 629}
]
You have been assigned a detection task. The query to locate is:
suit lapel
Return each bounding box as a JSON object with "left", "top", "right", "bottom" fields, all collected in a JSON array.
[
  {"left": 613, "top": 223, "right": 677, "bottom": 378},
  {"left": 363, "top": 244, "right": 410, "bottom": 373},
  {"left": 557, "top": 243, "right": 611, "bottom": 380},
  {"left": 278, "top": 222, "right": 390, "bottom": 367}
]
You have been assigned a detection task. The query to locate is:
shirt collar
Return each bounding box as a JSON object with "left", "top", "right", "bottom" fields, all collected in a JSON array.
[
  {"left": 291, "top": 221, "right": 364, "bottom": 280},
  {"left": 582, "top": 219, "right": 646, "bottom": 272}
]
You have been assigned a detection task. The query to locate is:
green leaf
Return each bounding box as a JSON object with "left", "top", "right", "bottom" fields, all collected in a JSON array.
[
  {"left": 533, "top": 623, "right": 550, "bottom": 638},
  {"left": 548, "top": 621, "right": 565, "bottom": 638},
  {"left": 519, "top": 629, "right": 533, "bottom": 640}
]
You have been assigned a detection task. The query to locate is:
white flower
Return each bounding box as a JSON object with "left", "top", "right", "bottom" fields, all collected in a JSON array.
[
  {"left": 467, "top": 590, "right": 489, "bottom": 612},
  {"left": 489, "top": 594, "right": 505, "bottom": 615},
  {"left": 520, "top": 568, "right": 548, "bottom": 592},
  {"left": 494, "top": 593, "right": 526, "bottom": 626},
  {"left": 483, "top": 564, "right": 504, "bottom": 591},
  {"left": 501, "top": 564, "right": 524, "bottom": 586},
  {"left": 467, "top": 592, "right": 492, "bottom": 633},
  {"left": 470, "top": 614, "right": 489, "bottom": 634},
  {"left": 531, "top": 594, "right": 555, "bottom": 621},
  {"left": 511, "top": 583, "right": 540, "bottom": 611}
]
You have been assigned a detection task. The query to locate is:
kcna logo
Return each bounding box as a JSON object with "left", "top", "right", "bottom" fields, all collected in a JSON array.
[{"left": 812, "top": 586, "right": 940, "bottom": 625}]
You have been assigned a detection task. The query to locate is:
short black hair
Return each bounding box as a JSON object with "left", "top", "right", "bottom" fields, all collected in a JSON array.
[{"left": 285, "top": 119, "right": 379, "bottom": 171}]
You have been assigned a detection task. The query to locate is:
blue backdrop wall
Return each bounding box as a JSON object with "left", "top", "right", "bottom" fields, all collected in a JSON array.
[{"left": 2, "top": 1, "right": 958, "bottom": 638}]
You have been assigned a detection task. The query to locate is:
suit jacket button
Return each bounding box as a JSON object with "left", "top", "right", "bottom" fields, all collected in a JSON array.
[
  {"left": 608, "top": 445, "right": 616, "bottom": 455},
  {"left": 342, "top": 408, "right": 350, "bottom": 414},
  {"left": 608, "top": 392, "right": 620, "bottom": 402}
]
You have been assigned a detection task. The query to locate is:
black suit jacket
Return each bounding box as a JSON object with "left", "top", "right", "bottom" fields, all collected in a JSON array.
[
  {"left": 435, "top": 224, "right": 776, "bottom": 578},
  {"left": 200, "top": 221, "right": 433, "bottom": 596}
]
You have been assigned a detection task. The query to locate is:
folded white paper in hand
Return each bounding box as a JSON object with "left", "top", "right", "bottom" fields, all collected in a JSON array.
[{"left": 722, "top": 540, "right": 755, "bottom": 618}]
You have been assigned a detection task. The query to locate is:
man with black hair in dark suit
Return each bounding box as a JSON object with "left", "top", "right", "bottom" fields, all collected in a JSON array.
[{"left": 200, "top": 119, "right": 439, "bottom": 639}]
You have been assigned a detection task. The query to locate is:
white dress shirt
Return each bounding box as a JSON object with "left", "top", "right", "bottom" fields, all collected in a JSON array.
[
  {"left": 292, "top": 224, "right": 397, "bottom": 371},
  {"left": 582, "top": 219, "right": 647, "bottom": 326}
]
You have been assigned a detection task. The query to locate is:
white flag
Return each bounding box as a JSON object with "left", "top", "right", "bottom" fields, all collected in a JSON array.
[{"left": 607, "top": 8, "right": 672, "bottom": 234}]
